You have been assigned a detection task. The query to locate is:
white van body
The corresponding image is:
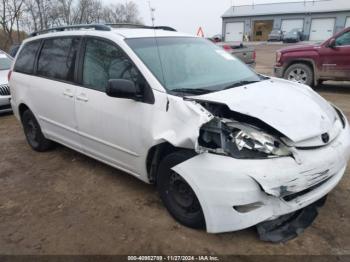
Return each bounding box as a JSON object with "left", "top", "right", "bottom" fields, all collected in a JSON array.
[{"left": 10, "top": 27, "right": 350, "bottom": 234}]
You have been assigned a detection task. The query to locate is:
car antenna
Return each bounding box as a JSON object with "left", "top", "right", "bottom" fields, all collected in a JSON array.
[
  {"left": 149, "top": 0, "right": 167, "bottom": 91},
  {"left": 148, "top": 1, "right": 156, "bottom": 27}
]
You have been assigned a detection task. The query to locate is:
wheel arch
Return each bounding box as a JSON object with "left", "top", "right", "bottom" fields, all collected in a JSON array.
[
  {"left": 146, "top": 142, "right": 196, "bottom": 184},
  {"left": 284, "top": 59, "right": 319, "bottom": 85},
  {"left": 18, "top": 103, "right": 30, "bottom": 121}
]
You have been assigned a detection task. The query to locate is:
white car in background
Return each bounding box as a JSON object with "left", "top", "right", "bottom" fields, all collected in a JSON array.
[
  {"left": 0, "top": 51, "right": 12, "bottom": 113},
  {"left": 9, "top": 24, "right": 350, "bottom": 242}
]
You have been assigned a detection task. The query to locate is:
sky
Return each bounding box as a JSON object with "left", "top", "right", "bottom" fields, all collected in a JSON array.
[{"left": 113, "top": 0, "right": 321, "bottom": 36}]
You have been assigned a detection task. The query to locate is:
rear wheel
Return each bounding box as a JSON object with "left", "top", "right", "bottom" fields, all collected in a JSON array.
[
  {"left": 157, "top": 150, "right": 205, "bottom": 229},
  {"left": 22, "top": 110, "right": 54, "bottom": 152},
  {"left": 284, "top": 63, "right": 314, "bottom": 86}
]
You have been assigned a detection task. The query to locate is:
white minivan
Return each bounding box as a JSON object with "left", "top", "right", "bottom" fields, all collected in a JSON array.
[{"left": 9, "top": 24, "right": 350, "bottom": 241}]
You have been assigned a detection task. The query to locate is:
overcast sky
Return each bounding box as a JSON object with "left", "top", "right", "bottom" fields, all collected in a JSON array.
[{"left": 116, "top": 0, "right": 317, "bottom": 36}]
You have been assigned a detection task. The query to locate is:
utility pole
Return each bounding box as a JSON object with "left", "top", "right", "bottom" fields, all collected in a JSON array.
[{"left": 148, "top": 1, "right": 156, "bottom": 26}]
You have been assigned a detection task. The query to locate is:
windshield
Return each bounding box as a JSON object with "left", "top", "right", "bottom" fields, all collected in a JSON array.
[
  {"left": 0, "top": 54, "right": 12, "bottom": 70},
  {"left": 126, "top": 37, "right": 261, "bottom": 94}
]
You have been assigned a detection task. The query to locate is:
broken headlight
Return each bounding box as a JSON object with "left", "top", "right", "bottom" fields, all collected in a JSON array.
[
  {"left": 230, "top": 125, "right": 291, "bottom": 158},
  {"left": 199, "top": 119, "right": 292, "bottom": 159}
]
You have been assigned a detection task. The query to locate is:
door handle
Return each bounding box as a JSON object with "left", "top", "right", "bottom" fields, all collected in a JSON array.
[
  {"left": 63, "top": 91, "right": 74, "bottom": 98},
  {"left": 76, "top": 95, "right": 89, "bottom": 102}
]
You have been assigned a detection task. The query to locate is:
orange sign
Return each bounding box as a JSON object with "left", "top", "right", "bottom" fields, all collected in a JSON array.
[{"left": 196, "top": 27, "right": 205, "bottom": 37}]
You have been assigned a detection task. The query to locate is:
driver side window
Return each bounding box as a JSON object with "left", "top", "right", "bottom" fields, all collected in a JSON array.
[
  {"left": 83, "top": 38, "right": 139, "bottom": 92},
  {"left": 335, "top": 31, "right": 350, "bottom": 46}
]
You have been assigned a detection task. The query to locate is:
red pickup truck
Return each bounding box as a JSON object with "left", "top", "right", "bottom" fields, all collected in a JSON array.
[{"left": 274, "top": 27, "right": 350, "bottom": 86}]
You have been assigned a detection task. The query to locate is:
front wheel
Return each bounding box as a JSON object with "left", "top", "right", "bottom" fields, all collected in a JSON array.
[
  {"left": 284, "top": 63, "right": 314, "bottom": 86},
  {"left": 157, "top": 151, "right": 205, "bottom": 229}
]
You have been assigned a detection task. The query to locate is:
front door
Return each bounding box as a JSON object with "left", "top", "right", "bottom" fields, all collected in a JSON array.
[
  {"left": 75, "top": 37, "right": 154, "bottom": 175},
  {"left": 319, "top": 30, "right": 350, "bottom": 79}
]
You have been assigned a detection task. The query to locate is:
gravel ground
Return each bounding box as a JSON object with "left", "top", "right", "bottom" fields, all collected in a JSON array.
[{"left": 1, "top": 43, "right": 350, "bottom": 255}]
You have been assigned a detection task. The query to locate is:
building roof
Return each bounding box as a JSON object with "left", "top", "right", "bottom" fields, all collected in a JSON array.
[{"left": 222, "top": 0, "right": 350, "bottom": 18}]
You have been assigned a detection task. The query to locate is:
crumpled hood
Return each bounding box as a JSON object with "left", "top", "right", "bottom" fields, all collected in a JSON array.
[
  {"left": 190, "top": 78, "right": 337, "bottom": 143},
  {"left": 0, "top": 70, "right": 9, "bottom": 85}
]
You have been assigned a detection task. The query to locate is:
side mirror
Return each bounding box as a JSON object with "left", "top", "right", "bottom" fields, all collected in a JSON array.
[
  {"left": 328, "top": 38, "right": 336, "bottom": 48},
  {"left": 106, "top": 79, "right": 142, "bottom": 100}
]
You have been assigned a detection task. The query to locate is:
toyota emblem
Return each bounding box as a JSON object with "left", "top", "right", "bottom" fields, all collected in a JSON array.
[{"left": 322, "top": 133, "right": 330, "bottom": 143}]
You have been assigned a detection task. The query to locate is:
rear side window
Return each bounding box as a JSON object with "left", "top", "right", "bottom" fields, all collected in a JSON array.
[
  {"left": 37, "top": 37, "right": 80, "bottom": 82},
  {"left": 14, "top": 41, "right": 41, "bottom": 74}
]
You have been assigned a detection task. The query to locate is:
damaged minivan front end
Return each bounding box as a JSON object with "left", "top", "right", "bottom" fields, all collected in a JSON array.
[
  {"left": 170, "top": 81, "right": 350, "bottom": 236},
  {"left": 126, "top": 35, "right": 350, "bottom": 241}
]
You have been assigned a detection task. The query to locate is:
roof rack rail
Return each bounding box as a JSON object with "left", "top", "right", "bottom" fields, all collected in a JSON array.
[
  {"left": 29, "top": 24, "right": 111, "bottom": 37},
  {"left": 106, "top": 23, "right": 177, "bottom": 32},
  {"left": 29, "top": 23, "right": 177, "bottom": 37}
]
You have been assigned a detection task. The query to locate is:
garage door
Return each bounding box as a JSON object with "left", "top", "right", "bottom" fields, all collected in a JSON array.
[
  {"left": 281, "top": 19, "right": 304, "bottom": 34},
  {"left": 346, "top": 17, "right": 350, "bottom": 28},
  {"left": 225, "top": 22, "right": 244, "bottom": 42},
  {"left": 309, "top": 18, "right": 335, "bottom": 41}
]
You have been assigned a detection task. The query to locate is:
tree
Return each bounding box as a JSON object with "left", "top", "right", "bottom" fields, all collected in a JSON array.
[
  {"left": 0, "top": 0, "right": 142, "bottom": 51},
  {"left": 102, "top": 1, "right": 141, "bottom": 24},
  {"left": 0, "top": 0, "right": 24, "bottom": 46}
]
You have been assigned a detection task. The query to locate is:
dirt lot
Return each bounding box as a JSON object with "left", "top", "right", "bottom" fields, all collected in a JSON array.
[{"left": 1, "top": 43, "right": 350, "bottom": 255}]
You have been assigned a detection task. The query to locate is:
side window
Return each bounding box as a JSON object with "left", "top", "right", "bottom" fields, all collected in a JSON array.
[
  {"left": 82, "top": 38, "right": 140, "bottom": 92},
  {"left": 37, "top": 37, "right": 80, "bottom": 82},
  {"left": 14, "top": 41, "right": 41, "bottom": 74},
  {"left": 336, "top": 31, "right": 350, "bottom": 46}
]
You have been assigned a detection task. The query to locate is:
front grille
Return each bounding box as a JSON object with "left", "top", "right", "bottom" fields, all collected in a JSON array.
[
  {"left": 0, "top": 104, "right": 11, "bottom": 110},
  {"left": 0, "top": 84, "right": 10, "bottom": 96}
]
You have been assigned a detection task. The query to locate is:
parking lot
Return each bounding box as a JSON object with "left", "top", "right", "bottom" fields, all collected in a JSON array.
[{"left": 1, "top": 43, "right": 350, "bottom": 255}]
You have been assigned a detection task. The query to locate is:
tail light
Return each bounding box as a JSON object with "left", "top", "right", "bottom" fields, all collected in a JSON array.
[
  {"left": 253, "top": 50, "right": 256, "bottom": 60},
  {"left": 8, "top": 70, "right": 12, "bottom": 82},
  {"left": 222, "top": 44, "right": 233, "bottom": 52}
]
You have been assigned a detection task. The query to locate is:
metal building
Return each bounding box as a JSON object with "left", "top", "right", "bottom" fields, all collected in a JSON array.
[{"left": 222, "top": 0, "right": 350, "bottom": 42}]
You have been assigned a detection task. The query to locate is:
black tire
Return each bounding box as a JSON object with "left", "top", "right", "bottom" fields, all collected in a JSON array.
[
  {"left": 284, "top": 63, "right": 314, "bottom": 86},
  {"left": 157, "top": 150, "right": 205, "bottom": 229},
  {"left": 22, "top": 110, "right": 54, "bottom": 152}
]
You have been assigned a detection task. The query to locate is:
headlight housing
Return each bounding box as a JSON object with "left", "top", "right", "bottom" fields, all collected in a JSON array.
[
  {"left": 198, "top": 119, "right": 292, "bottom": 159},
  {"left": 227, "top": 122, "right": 291, "bottom": 158}
]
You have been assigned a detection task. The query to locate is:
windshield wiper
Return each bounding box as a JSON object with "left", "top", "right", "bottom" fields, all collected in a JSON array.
[
  {"left": 170, "top": 88, "right": 214, "bottom": 95},
  {"left": 222, "top": 80, "right": 260, "bottom": 90}
]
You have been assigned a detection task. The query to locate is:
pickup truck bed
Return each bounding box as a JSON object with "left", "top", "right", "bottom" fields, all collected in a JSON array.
[{"left": 216, "top": 42, "right": 256, "bottom": 67}]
